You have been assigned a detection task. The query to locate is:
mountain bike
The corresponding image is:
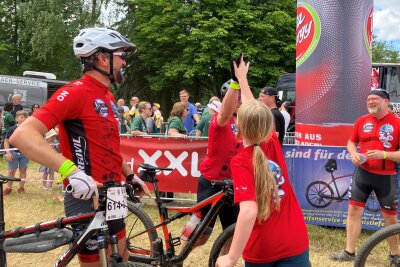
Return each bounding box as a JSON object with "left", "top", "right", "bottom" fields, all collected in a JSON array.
[
  {"left": 305, "top": 159, "right": 380, "bottom": 212},
  {"left": 354, "top": 223, "right": 400, "bottom": 266},
  {"left": 125, "top": 164, "right": 241, "bottom": 267},
  {"left": 0, "top": 175, "right": 152, "bottom": 267}
]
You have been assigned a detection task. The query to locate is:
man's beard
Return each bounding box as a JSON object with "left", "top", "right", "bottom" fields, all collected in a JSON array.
[
  {"left": 368, "top": 104, "right": 382, "bottom": 115},
  {"left": 113, "top": 68, "right": 126, "bottom": 86}
]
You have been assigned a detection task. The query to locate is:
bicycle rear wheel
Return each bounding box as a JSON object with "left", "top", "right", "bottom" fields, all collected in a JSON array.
[
  {"left": 305, "top": 181, "right": 334, "bottom": 208},
  {"left": 125, "top": 202, "right": 158, "bottom": 263},
  {"left": 354, "top": 224, "right": 400, "bottom": 267},
  {"left": 208, "top": 223, "right": 244, "bottom": 267}
]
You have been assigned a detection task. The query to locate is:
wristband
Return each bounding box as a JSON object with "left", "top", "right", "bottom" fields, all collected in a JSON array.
[
  {"left": 57, "top": 159, "right": 77, "bottom": 182},
  {"left": 383, "top": 151, "right": 387, "bottom": 159},
  {"left": 230, "top": 81, "right": 241, "bottom": 90}
]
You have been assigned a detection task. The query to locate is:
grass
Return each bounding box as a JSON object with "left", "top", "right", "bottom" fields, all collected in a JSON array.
[{"left": 0, "top": 158, "right": 380, "bottom": 267}]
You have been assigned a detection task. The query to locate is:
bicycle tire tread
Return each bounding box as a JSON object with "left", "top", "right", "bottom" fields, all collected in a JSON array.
[{"left": 354, "top": 224, "right": 400, "bottom": 266}]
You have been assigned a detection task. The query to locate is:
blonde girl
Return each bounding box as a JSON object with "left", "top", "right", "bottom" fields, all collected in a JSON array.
[{"left": 216, "top": 100, "right": 309, "bottom": 267}]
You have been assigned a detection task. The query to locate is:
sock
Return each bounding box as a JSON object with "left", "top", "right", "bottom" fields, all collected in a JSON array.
[{"left": 344, "top": 250, "right": 355, "bottom": 256}]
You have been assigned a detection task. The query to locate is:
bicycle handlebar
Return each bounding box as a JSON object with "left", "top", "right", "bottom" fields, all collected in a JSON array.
[{"left": 0, "top": 175, "right": 21, "bottom": 183}]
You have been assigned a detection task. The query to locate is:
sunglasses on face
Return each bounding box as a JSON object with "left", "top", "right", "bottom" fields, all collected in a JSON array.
[{"left": 113, "top": 51, "right": 127, "bottom": 60}]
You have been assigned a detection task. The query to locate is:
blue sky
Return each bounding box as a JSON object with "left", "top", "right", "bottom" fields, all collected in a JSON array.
[{"left": 374, "top": 0, "right": 400, "bottom": 51}]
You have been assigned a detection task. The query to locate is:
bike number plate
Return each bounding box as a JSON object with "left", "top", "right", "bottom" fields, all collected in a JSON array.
[{"left": 106, "top": 187, "right": 128, "bottom": 221}]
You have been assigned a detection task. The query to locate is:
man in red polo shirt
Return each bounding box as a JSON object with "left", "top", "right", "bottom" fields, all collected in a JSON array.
[{"left": 331, "top": 89, "right": 400, "bottom": 264}]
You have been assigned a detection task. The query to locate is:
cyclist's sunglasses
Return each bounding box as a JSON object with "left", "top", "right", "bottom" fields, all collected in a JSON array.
[{"left": 113, "top": 51, "right": 127, "bottom": 60}]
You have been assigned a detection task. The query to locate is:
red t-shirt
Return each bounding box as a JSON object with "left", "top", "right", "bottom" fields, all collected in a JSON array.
[
  {"left": 199, "top": 114, "right": 242, "bottom": 180},
  {"left": 232, "top": 135, "right": 309, "bottom": 263},
  {"left": 33, "top": 75, "right": 123, "bottom": 184},
  {"left": 350, "top": 112, "right": 400, "bottom": 175}
]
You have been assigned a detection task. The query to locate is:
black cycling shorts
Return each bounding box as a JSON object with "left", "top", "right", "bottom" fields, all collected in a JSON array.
[
  {"left": 349, "top": 167, "right": 398, "bottom": 212},
  {"left": 64, "top": 192, "right": 125, "bottom": 262}
]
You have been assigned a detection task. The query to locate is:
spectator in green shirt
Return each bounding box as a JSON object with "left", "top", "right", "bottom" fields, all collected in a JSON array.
[
  {"left": 130, "top": 101, "right": 152, "bottom": 136},
  {"left": 2, "top": 102, "right": 16, "bottom": 139},
  {"left": 167, "top": 102, "right": 188, "bottom": 139},
  {"left": 196, "top": 97, "right": 221, "bottom": 137}
]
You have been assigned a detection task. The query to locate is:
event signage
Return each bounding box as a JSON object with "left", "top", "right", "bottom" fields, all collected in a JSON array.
[
  {"left": 119, "top": 136, "right": 393, "bottom": 230},
  {"left": 295, "top": 0, "right": 373, "bottom": 146}
]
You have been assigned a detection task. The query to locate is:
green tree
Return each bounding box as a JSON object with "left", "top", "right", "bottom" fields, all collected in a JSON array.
[
  {"left": 117, "top": 0, "right": 296, "bottom": 112},
  {"left": 372, "top": 37, "right": 400, "bottom": 63}
]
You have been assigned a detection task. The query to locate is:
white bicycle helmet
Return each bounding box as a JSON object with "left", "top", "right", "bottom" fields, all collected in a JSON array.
[
  {"left": 220, "top": 79, "right": 232, "bottom": 96},
  {"left": 73, "top": 28, "right": 136, "bottom": 58}
]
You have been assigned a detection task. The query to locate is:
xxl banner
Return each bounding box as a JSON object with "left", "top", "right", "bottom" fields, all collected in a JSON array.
[
  {"left": 296, "top": 0, "right": 373, "bottom": 146},
  {"left": 120, "top": 135, "right": 207, "bottom": 193},
  {"left": 284, "top": 145, "right": 388, "bottom": 230}
]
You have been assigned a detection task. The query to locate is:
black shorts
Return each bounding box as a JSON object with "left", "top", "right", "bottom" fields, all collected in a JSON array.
[
  {"left": 349, "top": 167, "right": 398, "bottom": 212},
  {"left": 64, "top": 192, "right": 125, "bottom": 262}
]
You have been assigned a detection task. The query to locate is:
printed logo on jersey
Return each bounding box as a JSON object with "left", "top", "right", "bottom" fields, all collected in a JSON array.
[
  {"left": 72, "top": 136, "right": 88, "bottom": 170},
  {"left": 93, "top": 99, "right": 109, "bottom": 117},
  {"left": 362, "top": 123, "right": 374, "bottom": 133},
  {"left": 268, "top": 160, "right": 285, "bottom": 199},
  {"left": 379, "top": 123, "right": 394, "bottom": 148},
  {"left": 110, "top": 101, "right": 120, "bottom": 121},
  {"left": 85, "top": 239, "right": 98, "bottom": 251},
  {"left": 230, "top": 123, "right": 238, "bottom": 135}
]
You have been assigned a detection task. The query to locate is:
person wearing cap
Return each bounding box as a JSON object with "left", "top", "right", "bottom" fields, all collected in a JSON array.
[
  {"left": 258, "top": 87, "right": 285, "bottom": 145},
  {"left": 152, "top": 102, "right": 163, "bottom": 132},
  {"left": 331, "top": 89, "right": 400, "bottom": 264},
  {"left": 41, "top": 129, "right": 59, "bottom": 190},
  {"left": 9, "top": 27, "right": 150, "bottom": 265},
  {"left": 195, "top": 98, "right": 221, "bottom": 137}
]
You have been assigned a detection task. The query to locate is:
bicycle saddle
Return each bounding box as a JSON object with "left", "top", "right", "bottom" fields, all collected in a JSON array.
[{"left": 139, "top": 164, "right": 173, "bottom": 172}]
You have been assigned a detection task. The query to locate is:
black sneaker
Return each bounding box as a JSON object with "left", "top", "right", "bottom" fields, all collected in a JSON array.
[
  {"left": 329, "top": 250, "right": 355, "bottom": 262},
  {"left": 389, "top": 254, "right": 400, "bottom": 266}
]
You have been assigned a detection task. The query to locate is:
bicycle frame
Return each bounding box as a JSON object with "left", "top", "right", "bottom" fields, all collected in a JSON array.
[
  {"left": 131, "top": 165, "right": 233, "bottom": 266},
  {"left": 326, "top": 172, "right": 353, "bottom": 201},
  {"left": 0, "top": 178, "right": 134, "bottom": 267},
  {"left": 0, "top": 211, "right": 108, "bottom": 267}
]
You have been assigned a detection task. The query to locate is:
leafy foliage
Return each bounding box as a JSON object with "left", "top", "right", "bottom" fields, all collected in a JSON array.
[
  {"left": 118, "top": 0, "right": 296, "bottom": 110},
  {"left": 372, "top": 37, "right": 400, "bottom": 63}
]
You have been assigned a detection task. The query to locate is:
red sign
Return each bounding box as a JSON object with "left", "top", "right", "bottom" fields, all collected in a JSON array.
[
  {"left": 120, "top": 136, "right": 208, "bottom": 193},
  {"left": 295, "top": 124, "right": 353, "bottom": 147},
  {"left": 371, "top": 67, "right": 379, "bottom": 89}
]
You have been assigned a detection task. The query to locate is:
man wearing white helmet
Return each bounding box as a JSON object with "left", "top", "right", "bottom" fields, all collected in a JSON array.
[{"left": 10, "top": 28, "right": 150, "bottom": 265}]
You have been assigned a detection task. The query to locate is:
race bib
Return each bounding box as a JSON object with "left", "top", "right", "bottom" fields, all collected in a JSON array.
[{"left": 106, "top": 187, "right": 128, "bottom": 221}]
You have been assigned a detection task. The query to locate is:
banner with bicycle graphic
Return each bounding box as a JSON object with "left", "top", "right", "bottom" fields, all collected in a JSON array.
[{"left": 283, "top": 145, "right": 396, "bottom": 231}]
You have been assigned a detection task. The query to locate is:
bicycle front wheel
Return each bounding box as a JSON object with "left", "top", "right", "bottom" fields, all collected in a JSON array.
[
  {"left": 208, "top": 224, "right": 244, "bottom": 267},
  {"left": 305, "top": 181, "right": 334, "bottom": 208},
  {"left": 125, "top": 202, "right": 158, "bottom": 263},
  {"left": 354, "top": 224, "right": 400, "bottom": 267}
]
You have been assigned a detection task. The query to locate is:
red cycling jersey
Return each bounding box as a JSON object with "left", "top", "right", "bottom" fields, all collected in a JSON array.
[
  {"left": 33, "top": 75, "right": 123, "bottom": 183},
  {"left": 199, "top": 114, "right": 242, "bottom": 180},
  {"left": 350, "top": 112, "right": 400, "bottom": 175}
]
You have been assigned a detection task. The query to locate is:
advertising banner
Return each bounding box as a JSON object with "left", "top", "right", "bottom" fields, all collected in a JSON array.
[
  {"left": 284, "top": 145, "right": 386, "bottom": 230},
  {"left": 119, "top": 136, "right": 389, "bottom": 230},
  {"left": 120, "top": 135, "right": 208, "bottom": 193},
  {"left": 296, "top": 1, "right": 373, "bottom": 146}
]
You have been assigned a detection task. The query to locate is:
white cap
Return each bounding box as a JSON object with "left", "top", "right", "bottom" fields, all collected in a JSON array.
[{"left": 207, "top": 100, "right": 222, "bottom": 113}]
